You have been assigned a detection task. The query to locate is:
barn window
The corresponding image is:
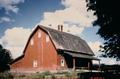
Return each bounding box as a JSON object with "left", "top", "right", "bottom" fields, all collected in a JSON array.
[
  {"left": 61, "top": 59, "right": 64, "bottom": 67},
  {"left": 33, "top": 60, "right": 37, "bottom": 67},
  {"left": 46, "top": 35, "right": 49, "bottom": 42},
  {"left": 30, "top": 38, "right": 34, "bottom": 45},
  {"left": 38, "top": 31, "right": 41, "bottom": 38}
]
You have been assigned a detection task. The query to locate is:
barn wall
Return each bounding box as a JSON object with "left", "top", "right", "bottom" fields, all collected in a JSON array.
[
  {"left": 57, "top": 54, "right": 67, "bottom": 70},
  {"left": 11, "top": 28, "right": 58, "bottom": 72}
]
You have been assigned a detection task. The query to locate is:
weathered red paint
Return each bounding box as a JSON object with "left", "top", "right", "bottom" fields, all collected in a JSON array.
[
  {"left": 10, "top": 26, "right": 94, "bottom": 73},
  {"left": 57, "top": 54, "right": 67, "bottom": 70},
  {"left": 11, "top": 27, "right": 67, "bottom": 72}
]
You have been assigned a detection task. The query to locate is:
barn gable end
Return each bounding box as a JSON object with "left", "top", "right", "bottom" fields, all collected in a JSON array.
[{"left": 11, "top": 26, "right": 58, "bottom": 72}]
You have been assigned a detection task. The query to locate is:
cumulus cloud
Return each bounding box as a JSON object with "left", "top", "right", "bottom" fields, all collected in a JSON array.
[
  {"left": 0, "top": 0, "right": 25, "bottom": 14},
  {"left": 88, "top": 41, "right": 120, "bottom": 65},
  {"left": 100, "top": 58, "right": 120, "bottom": 65},
  {"left": 88, "top": 41, "right": 101, "bottom": 64},
  {"left": 88, "top": 41, "right": 102, "bottom": 54},
  {"left": 0, "top": 27, "right": 31, "bottom": 58},
  {"left": 0, "top": 16, "right": 14, "bottom": 23},
  {"left": 92, "top": 58, "right": 120, "bottom": 65},
  {"left": 0, "top": 39, "right": 2, "bottom": 44},
  {"left": 40, "top": 0, "right": 96, "bottom": 35}
]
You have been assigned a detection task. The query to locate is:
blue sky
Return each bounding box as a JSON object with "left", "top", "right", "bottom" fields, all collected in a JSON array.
[
  {"left": 0, "top": 0, "right": 119, "bottom": 65},
  {"left": 0, "top": 0, "right": 63, "bottom": 37}
]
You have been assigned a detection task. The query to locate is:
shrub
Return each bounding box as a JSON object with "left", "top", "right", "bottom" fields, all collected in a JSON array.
[{"left": 0, "top": 71, "right": 13, "bottom": 79}]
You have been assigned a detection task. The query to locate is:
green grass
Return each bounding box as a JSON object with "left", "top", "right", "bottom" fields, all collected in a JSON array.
[{"left": 0, "top": 71, "right": 79, "bottom": 79}]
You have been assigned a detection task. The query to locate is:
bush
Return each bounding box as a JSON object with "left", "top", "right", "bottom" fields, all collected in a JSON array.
[
  {"left": 0, "top": 71, "right": 13, "bottom": 79},
  {"left": 31, "top": 71, "right": 52, "bottom": 79}
]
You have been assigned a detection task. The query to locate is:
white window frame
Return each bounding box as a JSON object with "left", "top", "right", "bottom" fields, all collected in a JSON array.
[
  {"left": 30, "top": 38, "right": 34, "bottom": 45},
  {"left": 33, "top": 60, "right": 38, "bottom": 67},
  {"left": 46, "top": 35, "right": 49, "bottom": 42},
  {"left": 38, "top": 31, "right": 41, "bottom": 38},
  {"left": 61, "top": 59, "right": 64, "bottom": 67}
]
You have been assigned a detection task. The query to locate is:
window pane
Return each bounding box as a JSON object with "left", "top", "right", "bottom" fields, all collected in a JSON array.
[
  {"left": 46, "top": 35, "right": 49, "bottom": 42},
  {"left": 33, "top": 60, "right": 37, "bottom": 67},
  {"left": 30, "top": 38, "right": 34, "bottom": 45},
  {"left": 38, "top": 31, "right": 41, "bottom": 38},
  {"left": 61, "top": 59, "right": 64, "bottom": 67}
]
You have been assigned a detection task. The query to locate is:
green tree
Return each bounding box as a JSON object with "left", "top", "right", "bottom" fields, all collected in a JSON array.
[
  {"left": 86, "top": 0, "right": 120, "bottom": 60},
  {"left": 0, "top": 44, "right": 13, "bottom": 72}
]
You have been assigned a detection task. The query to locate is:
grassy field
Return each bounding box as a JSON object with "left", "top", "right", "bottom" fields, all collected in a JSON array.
[
  {"left": 0, "top": 71, "right": 78, "bottom": 79},
  {"left": 0, "top": 70, "right": 120, "bottom": 79}
]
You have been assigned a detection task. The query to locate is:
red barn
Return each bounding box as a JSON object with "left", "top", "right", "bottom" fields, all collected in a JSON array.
[{"left": 10, "top": 25, "right": 98, "bottom": 72}]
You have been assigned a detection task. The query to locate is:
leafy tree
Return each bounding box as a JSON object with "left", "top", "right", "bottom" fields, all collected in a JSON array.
[
  {"left": 86, "top": 0, "right": 120, "bottom": 60},
  {"left": 0, "top": 44, "right": 13, "bottom": 72}
]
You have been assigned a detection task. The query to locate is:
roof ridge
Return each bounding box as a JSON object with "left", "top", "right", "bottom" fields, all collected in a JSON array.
[{"left": 39, "top": 25, "right": 84, "bottom": 41}]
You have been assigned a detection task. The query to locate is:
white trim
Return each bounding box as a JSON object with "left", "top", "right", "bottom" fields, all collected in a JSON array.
[
  {"left": 38, "top": 31, "right": 41, "bottom": 38},
  {"left": 30, "top": 38, "right": 34, "bottom": 45},
  {"left": 33, "top": 60, "right": 38, "bottom": 67},
  {"left": 46, "top": 35, "right": 49, "bottom": 42},
  {"left": 61, "top": 59, "right": 64, "bottom": 67}
]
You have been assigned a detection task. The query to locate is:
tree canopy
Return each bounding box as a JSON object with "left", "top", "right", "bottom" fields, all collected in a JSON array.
[
  {"left": 86, "top": 0, "right": 120, "bottom": 60},
  {"left": 0, "top": 44, "right": 13, "bottom": 72}
]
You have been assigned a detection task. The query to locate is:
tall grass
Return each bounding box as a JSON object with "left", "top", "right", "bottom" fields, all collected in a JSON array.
[
  {"left": 0, "top": 71, "right": 13, "bottom": 79},
  {"left": 0, "top": 71, "right": 78, "bottom": 79}
]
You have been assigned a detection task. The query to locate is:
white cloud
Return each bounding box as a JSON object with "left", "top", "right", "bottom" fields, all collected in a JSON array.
[
  {"left": 0, "top": 27, "right": 31, "bottom": 58},
  {"left": 100, "top": 58, "right": 120, "bottom": 65},
  {"left": 0, "top": 0, "right": 25, "bottom": 14},
  {"left": 88, "top": 41, "right": 120, "bottom": 65},
  {"left": 92, "top": 58, "right": 120, "bottom": 65},
  {"left": 0, "top": 39, "right": 2, "bottom": 45},
  {"left": 0, "top": 17, "right": 14, "bottom": 23},
  {"left": 40, "top": 0, "right": 96, "bottom": 35},
  {"left": 88, "top": 41, "right": 102, "bottom": 54}
]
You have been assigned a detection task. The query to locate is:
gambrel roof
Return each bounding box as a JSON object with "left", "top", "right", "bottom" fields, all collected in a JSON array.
[
  {"left": 40, "top": 25, "right": 94, "bottom": 56},
  {"left": 11, "top": 25, "right": 98, "bottom": 64}
]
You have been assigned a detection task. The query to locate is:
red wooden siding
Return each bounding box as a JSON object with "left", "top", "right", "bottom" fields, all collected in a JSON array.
[
  {"left": 57, "top": 54, "right": 67, "bottom": 70},
  {"left": 10, "top": 26, "right": 95, "bottom": 72},
  {"left": 11, "top": 28, "right": 59, "bottom": 72}
]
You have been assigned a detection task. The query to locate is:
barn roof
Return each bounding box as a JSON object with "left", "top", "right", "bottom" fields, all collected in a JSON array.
[
  {"left": 64, "top": 52, "right": 99, "bottom": 60},
  {"left": 10, "top": 25, "right": 98, "bottom": 64},
  {"left": 40, "top": 25, "right": 94, "bottom": 56}
]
